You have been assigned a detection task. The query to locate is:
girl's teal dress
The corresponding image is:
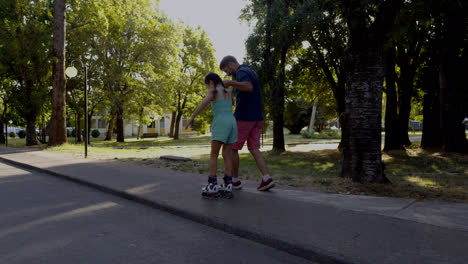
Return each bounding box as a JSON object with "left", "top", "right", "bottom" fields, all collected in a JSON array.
[{"left": 210, "top": 87, "right": 237, "bottom": 144}]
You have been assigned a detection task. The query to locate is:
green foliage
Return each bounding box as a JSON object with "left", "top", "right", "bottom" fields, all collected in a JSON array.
[
  {"left": 91, "top": 129, "right": 100, "bottom": 138},
  {"left": 191, "top": 119, "right": 209, "bottom": 135},
  {"left": 9, "top": 131, "right": 16, "bottom": 138},
  {"left": 284, "top": 98, "right": 310, "bottom": 134},
  {"left": 17, "top": 130, "right": 26, "bottom": 138},
  {"left": 0, "top": 0, "right": 53, "bottom": 132}
]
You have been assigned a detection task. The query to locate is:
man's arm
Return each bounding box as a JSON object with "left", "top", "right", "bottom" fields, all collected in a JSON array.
[{"left": 223, "top": 80, "right": 253, "bottom": 92}]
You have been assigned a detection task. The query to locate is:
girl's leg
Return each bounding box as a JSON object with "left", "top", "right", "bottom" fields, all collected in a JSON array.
[
  {"left": 222, "top": 144, "right": 233, "bottom": 176},
  {"left": 209, "top": 140, "right": 223, "bottom": 176}
]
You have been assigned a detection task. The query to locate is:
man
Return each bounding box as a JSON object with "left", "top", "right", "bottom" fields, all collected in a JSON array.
[{"left": 220, "top": 55, "right": 275, "bottom": 191}]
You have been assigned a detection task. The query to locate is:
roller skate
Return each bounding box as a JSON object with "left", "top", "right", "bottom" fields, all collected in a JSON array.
[
  {"left": 219, "top": 175, "right": 234, "bottom": 199},
  {"left": 201, "top": 176, "right": 220, "bottom": 199}
]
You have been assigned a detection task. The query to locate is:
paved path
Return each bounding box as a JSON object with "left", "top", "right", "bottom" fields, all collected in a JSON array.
[
  {"left": 0, "top": 162, "right": 312, "bottom": 264},
  {"left": 0, "top": 147, "right": 466, "bottom": 264}
]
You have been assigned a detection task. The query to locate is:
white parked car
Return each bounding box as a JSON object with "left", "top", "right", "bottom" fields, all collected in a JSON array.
[{"left": 6, "top": 127, "right": 22, "bottom": 134}]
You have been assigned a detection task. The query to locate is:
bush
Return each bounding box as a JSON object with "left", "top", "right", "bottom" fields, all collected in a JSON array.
[
  {"left": 91, "top": 129, "right": 100, "bottom": 138},
  {"left": 71, "top": 129, "right": 76, "bottom": 137},
  {"left": 9, "top": 131, "right": 16, "bottom": 138},
  {"left": 301, "top": 128, "right": 341, "bottom": 139},
  {"left": 67, "top": 129, "right": 71, "bottom": 137},
  {"left": 191, "top": 119, "right": 209, "bottom": 134},
  {"left": 17, "top": 130, "right": 26, "bottom": 138},
  {"left": 301, "top": 130, "right": 314, "bottom": 139}
]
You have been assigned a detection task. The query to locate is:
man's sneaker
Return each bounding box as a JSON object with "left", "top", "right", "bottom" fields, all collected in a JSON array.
[
  {"left": 257, "top": 178, "right": 275, "bottom": 191},
  {"left": 201, "top": 183, "right": 219, "bottom": 198},
  {"left": 219, "top": 183, "right": 233, "bottom": 199},
  {"left": 232, "top": 180, "right": 242, "bottom": 190}
]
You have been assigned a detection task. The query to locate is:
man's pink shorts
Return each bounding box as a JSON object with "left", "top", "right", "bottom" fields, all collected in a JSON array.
[{"left": 232, "top": 120, "right": 263, "bottom": 150}]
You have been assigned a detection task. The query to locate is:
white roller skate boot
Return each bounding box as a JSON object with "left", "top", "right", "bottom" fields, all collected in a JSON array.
[{"left": 201, "top": 176, "right": 219, "bottom": 199}]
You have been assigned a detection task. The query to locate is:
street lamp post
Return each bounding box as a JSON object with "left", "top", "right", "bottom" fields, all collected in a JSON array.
[
  {"left": 4, "top": 103, "right": 7, "bottom": 147},
  {"left": 65, "top": 59, "right": 88, "bottom": 158}
]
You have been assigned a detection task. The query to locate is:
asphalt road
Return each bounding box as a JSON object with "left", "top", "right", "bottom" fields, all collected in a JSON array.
[{"left": 0, "top": 161, "right": 314, "bottom": 264}]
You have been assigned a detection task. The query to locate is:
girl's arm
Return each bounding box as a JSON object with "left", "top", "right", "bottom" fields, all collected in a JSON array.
[{"left": 185, "top": 88, "right": 215, "bottom": 129}]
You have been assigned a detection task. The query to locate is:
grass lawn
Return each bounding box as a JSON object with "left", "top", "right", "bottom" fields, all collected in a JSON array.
[
  {"left": 6, "top": 133, "right": 467, "bottom": 203},
  {"left": 5, "top": 132, "right": 340, "bottom": 148},
  {"left": 41, "top": 140, "right": 468, "bottom": 203}
]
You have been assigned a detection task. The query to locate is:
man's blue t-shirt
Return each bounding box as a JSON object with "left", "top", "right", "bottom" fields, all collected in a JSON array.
[{"left": 234, "top": 65, "right": 264, "bottom": 121}]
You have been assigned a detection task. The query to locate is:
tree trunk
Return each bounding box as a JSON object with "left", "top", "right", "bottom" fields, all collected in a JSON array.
[
  {"left": 340, "top": 47, "right": 389, "bottom": 183},
  {"left": 439, "top": 7, "right": 468, "bottom": 153},
  {"left": 105, "top": 110, "right": 116, "bottom": 140},
  {"left": 174, "top": 111, "right": 183, "bottom": 140},
  {"left": 396, "top": 67, "right": 413, "bottom": 147},
  {"left": 116, "top": 103, "right": 124, "bottom": 142},
  {"left": 0, "top": 101, "right": 6, "bottom": 144},
  {"left": 271, "top": 1, "right": 289, "bottom": 153},
  {"left": 308, "top": 100, "right": 318, "bottom": 133},
  {"left": 0, "top": 123, "right": 4, "bottom": 144},
  {"left": 338, "top": 0, "right": 403, "bottom": 183},
  {"left": 383, "top": 47, "right": 403, "bottom": 151},
  {"left": 169, "top": 111, "right": 176, "bottom": 138},
  {"left": 49, "top": 0, "right": 67, "bottom": 146},
  {"left": 174, "top": 96, "right": 187, "bottom": 140},
  {"left": 24, "top": 80, "right": 38, "bottom": 146},
  {"left": 421, "top": 65, "right": 442, "bottom": 149},
  {"left": 26, "top": 115, "right": 38, "bottom": 146}
]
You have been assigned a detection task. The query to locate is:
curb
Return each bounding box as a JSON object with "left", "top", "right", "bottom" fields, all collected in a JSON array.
[{"left": 0, "top": 156, "right": 355, "bottom": 264}]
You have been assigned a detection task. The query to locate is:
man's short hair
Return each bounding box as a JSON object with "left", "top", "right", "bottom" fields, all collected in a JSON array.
[{"left": 219, "top": 55, "right": 238, "bottom": 70}]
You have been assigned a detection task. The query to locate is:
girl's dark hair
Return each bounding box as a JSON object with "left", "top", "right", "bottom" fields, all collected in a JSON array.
[{"left": 204, "top": 72, "right": 225, "bottom": 89}]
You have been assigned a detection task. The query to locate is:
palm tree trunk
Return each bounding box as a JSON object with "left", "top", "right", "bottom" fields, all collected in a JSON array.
[{"left": 340, "top": 47, "right": 389, "bottom": 183}]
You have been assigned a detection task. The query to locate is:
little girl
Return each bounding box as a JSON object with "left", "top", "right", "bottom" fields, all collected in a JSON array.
[{"left": 185, "top": 72, "right": 237, "bottom": 198}]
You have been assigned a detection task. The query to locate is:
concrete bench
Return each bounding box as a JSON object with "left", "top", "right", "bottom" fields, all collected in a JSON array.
[
  {"left": 160, "top": 155, "right": 192, "bottom": 162},
  {"left": 141, "top": 133, "right": 158, "bottom": 138}
]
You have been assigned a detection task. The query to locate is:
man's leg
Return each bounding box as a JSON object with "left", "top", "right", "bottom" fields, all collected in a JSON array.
[
  {"left": 232, "top": 149, "right": 240, "bottom": 178},
  {"left": 247, "top": 121, "right": 275, "bottom": 191},
  {"left": 248, "top": 148, "right": 268, "bottom": 176},
  {"left": 246, "top": 121, "right": 268, "bottom": 176}
]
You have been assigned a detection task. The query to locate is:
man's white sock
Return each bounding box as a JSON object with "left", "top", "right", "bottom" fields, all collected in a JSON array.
[{"left": 262, "top": 174, "right": 271, "bottom": 181}]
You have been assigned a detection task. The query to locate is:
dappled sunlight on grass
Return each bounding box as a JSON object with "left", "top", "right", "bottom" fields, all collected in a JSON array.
[
  {"left": 404, "top": 176, "right": 441, "bottom": 189},
  {"left": 312, "top": 161, "right": 335, "bottom": 171}
]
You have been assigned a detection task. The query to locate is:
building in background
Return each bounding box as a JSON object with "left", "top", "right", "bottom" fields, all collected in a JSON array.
[{"left": 90, "top": 112, "right": 196, "bottom": 138}]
